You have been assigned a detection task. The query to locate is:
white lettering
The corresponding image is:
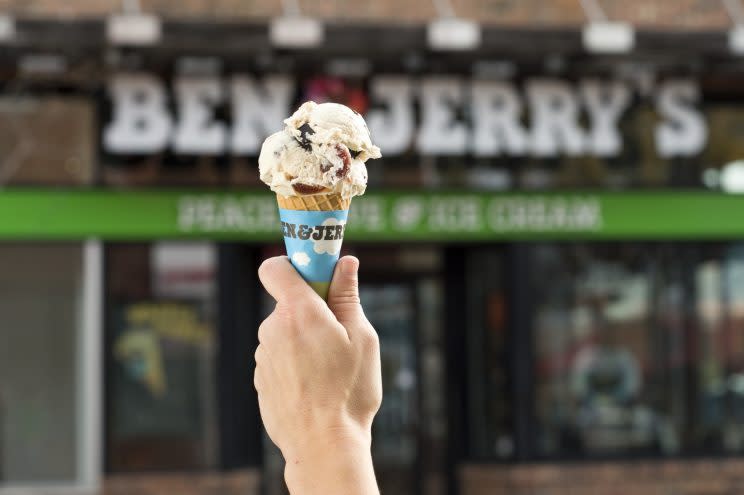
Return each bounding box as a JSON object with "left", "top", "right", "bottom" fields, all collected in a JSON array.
[
  {"left": 428, "top": 197, "right": 481, "bottom": 231},
  {"left": 231, "top": 75, "right": 295, "bottom": 154},
  {"left": 527, "top": 79, "right": 585, "bottom": 157},
  {"left": 582, "top": 79, "right": 631, "bottom": 157},
  {"left": 173, "top": 76, "right": 226, "bottom": 154},
  {"left": 471, "top": 80, "right": 528, "bottom": 156},
  {"left": 105, "top": 73, "right": 172, "bottom": 153},
  {"left": 655, "top": 79, "right": 708, "bottom": 157},
  {"left": 104, "top": 73, "right": 707, "bottom": 160},
  {"left": 366, "top": 77, "right": 415, "bottom": 155},
  {"left": 417, "top": 77, "right": 467, "bottom": 154},
  {"left": 487, "top": 197, "right": 602, "bottom": 231}
]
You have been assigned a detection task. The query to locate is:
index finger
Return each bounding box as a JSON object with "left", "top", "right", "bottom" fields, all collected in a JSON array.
[{"left": 258, "top": 256, "right": 321, "bottom": 304}]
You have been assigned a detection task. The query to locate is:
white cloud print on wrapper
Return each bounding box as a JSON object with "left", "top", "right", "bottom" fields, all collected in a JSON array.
[
  {"left": 312, "top": 218, "right": 346, "bottom": 255},
  {"left": 291, "top": 251, "right": 311, "bottom": 267}
]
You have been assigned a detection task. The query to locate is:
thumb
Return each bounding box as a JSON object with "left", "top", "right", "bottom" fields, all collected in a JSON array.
[{"left": 327, "top": 256, "right": 363, "bottom": 325}]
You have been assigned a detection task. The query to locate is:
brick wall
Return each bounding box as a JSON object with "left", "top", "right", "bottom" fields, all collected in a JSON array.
[
  {"left": 461, "top": 459, "right": 744, "bottom": 495},
  {"left": 103, "top": 470, "right": 261, "bottom": 495},
  {"left": 0, "top": 0, "right": 734, "bottom": 28}
]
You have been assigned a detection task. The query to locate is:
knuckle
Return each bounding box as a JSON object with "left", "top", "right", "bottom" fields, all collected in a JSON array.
[
  {"left": 363, "top": 336, "right": 379, "bottom": 355},
  {"left": 295, "top": 297, "right": 318, "bottom": 316},
  {"left": 335, "top": 285, "right": 361, "bottom": 305},
  {"left": 253, "top": 369, "right": 261, "bottom": 391},
  {"left": 296, "top": 299, "right": 326, "bottom": 323},
  {"left": 258, "top": 257, "right": 280, "bottom": 280},
  {"left": 272, "top": 305, "right": 300, "bottom": 335},
  {"left": 257, "top": 261, "right": 270, "bottom": 284},
  {"left": 361, "top": 325, "right": 380, "bottom": 350},
  {"left": 257, "top": 321, "right": 268, "bottom": 344}
]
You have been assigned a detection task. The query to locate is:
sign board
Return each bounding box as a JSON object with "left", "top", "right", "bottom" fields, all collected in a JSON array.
[
  {"left": 1, "top": 189, "right": 744, "bottom": 240},
  {"left": 103, "top": 73, "right": 707, "bottom": 159}
]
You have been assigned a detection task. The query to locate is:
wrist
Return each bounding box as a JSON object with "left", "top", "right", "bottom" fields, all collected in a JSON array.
[
  {"left": 283, "top": 418, "right": 371, "bottom": 466},
  {"left": 283, "top": 421, "right": 375, "bottom": 495}
]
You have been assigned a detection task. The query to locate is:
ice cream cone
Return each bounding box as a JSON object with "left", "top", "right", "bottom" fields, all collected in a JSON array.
[
  {"left": 259, "top": 101, "right": 380, "bottom": 302},
  {"left": 276, "top": 192, "right": 351, "bottom": 212},
  {"left": 276, "top": 193, "right": 350, "bottom": 300}
]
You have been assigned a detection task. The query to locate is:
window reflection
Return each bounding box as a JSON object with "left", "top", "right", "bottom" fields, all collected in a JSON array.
[
  {"left": 362, "top": 284, "right": 418, "bottom": 495},
  {"left": 105, "top": 242, "right": 219, "bottom": 471},
  {"left": 695, "top": 244, "right": 744, "bottom": 453},
  {"left": 532, "top": 244, "right": 685, "bottom": 457}
]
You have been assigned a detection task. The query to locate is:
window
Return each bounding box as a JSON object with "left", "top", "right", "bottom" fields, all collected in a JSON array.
[
  {"left": 0, "top": 244, "right": 83, "bottom": 483},
  {"left": 469, "top": 241, "right": 744, "bottom": 461},
  {"left": 363, "top": 284, "right": 419, "bottom": 494},
  {"left": 693, "top": 243, "right": 744, "bottom": 453},
  {"left": 105, "top": 242, "right": 219, "bottom": 471},
  {"left": 531, "top": 244, "right": 691, "bottom": 458}
]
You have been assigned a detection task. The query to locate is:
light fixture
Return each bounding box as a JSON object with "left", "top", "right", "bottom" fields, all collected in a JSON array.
[
  {"left": 427, "top": 0, "right": 481, "bottom": 51},
  {"left": 723, "top": 0, "right": 744, "bottom": 54},
  {"left": 0, "top": 14, "right": 15, "bottom": 43},
  {"left": 428, "top": 18, "right": 481, "bottom": 51},
  {"left": 107, "top": 0, "right": 161, "bottom": 46},
  {"left": 270, "top": 0, "right": 324, "bottom": 48},
  {"left": 720, "top": 160, "right": 744, "bottom": 193},
  {"left": 583, "top": 22, "right": 634, "bottom": 53},
  {"left": 579, "top": 0, "right": 635, "bottom": 54},
  {"left": 270, "top": 17, "right": 323, "bottom": 48},
  {"left": 107, "top": 13, "right": 161, "bottom": 46},
  {"left": 729, "top": 26, "right": 744, "bottom": 54}
]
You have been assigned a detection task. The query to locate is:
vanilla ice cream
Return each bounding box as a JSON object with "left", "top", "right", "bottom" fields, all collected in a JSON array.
[{"left": 258, "top": 101, "right": 381, "bottom": 199}]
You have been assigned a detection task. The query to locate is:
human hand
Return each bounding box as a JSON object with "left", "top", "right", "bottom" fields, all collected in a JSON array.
[{"left": 254, "top": 255, "right": 382, "bottom": 495}]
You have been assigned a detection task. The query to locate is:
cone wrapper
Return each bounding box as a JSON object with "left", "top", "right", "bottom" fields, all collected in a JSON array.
[{"left": 278, "top": 200, "right": 349, "bottom": 300}]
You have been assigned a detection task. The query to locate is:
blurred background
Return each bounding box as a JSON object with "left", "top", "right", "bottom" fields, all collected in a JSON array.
[{"left": 3, "top": 0, "right": 744, "bottom": 494}]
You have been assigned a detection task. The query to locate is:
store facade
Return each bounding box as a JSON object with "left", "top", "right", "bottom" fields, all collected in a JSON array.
[{"left": 3, "top": 19, "right": 744, "bottom": 495}]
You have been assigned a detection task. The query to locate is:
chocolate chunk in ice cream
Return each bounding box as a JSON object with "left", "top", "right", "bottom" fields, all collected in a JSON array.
[{"left": 297, "top": 123, "right": 315, "bottom": 152}]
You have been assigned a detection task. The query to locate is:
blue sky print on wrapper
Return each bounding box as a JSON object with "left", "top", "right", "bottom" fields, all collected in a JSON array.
[{"left": 279, "top": 208, "right": 349, "bottom": 285}]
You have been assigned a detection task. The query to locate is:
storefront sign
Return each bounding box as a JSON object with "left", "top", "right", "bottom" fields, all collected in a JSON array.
[
  {"left": 104, "top": 73, "right": 707, "bottom": 158},
  {"left": 2, "top": 190, "right": 744, "bottom": 240}
]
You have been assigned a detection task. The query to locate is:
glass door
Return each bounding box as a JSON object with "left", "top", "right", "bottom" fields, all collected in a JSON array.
[{"left": 362, "top": 283, "right": 419, "bottom": 494}]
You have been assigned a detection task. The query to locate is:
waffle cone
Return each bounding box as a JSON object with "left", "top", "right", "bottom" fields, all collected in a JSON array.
[{"left": 276, "top": 193, "right": 351, "bottom": 211}]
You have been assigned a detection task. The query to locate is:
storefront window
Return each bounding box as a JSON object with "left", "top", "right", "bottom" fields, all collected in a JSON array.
[
  {"left": 694, "top": 243, "right": 744, "bottom": 453},
  {"left": 531, "top": 244, "right": 688, "bottom": 458},
  {"left": 105, "top": 242, "right": 219, "bottom": 471},
  {"left": 363, "top": 284, "right": 418, "bottom": 495},
  {"left": 0, "top": 244, "right": 83, "bottom": 482}
]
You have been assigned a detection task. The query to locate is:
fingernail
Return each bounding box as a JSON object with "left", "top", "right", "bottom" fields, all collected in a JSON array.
[{"left": 341, "top": 256, "right": 359, "bottom": 275}]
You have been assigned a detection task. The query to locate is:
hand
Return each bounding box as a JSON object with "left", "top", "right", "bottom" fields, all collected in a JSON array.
[{"left": 255, "top": 255, "right": 382, "bottom": 495}]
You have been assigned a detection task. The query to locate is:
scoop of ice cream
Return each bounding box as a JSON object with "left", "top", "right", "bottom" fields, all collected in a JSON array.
[{"left": 259, "top": 101, "right": 381, "bottom": 199}]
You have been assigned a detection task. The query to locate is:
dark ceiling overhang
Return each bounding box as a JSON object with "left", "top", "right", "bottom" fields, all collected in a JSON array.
[{"left": 0, "top": 18, "right": 742, "bottom": 81}]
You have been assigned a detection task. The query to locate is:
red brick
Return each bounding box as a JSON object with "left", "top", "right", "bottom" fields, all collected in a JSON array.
[
  {"left": 0, "top": 0, "right": 736, "bottom": 29},
  {"left": 103, "top": 470, "right": 261, "bottom": 495},
  {"left": 461, "top": 460, "right": 744, "bottom": 495}
]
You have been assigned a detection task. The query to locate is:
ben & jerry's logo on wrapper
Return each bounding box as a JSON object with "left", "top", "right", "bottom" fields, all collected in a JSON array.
[
  {"left": 281, "top": 220, "right": 346, "bottom": 241},
  {"left": 278, "top": 209, "right": 349, "bottom": 300}
]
